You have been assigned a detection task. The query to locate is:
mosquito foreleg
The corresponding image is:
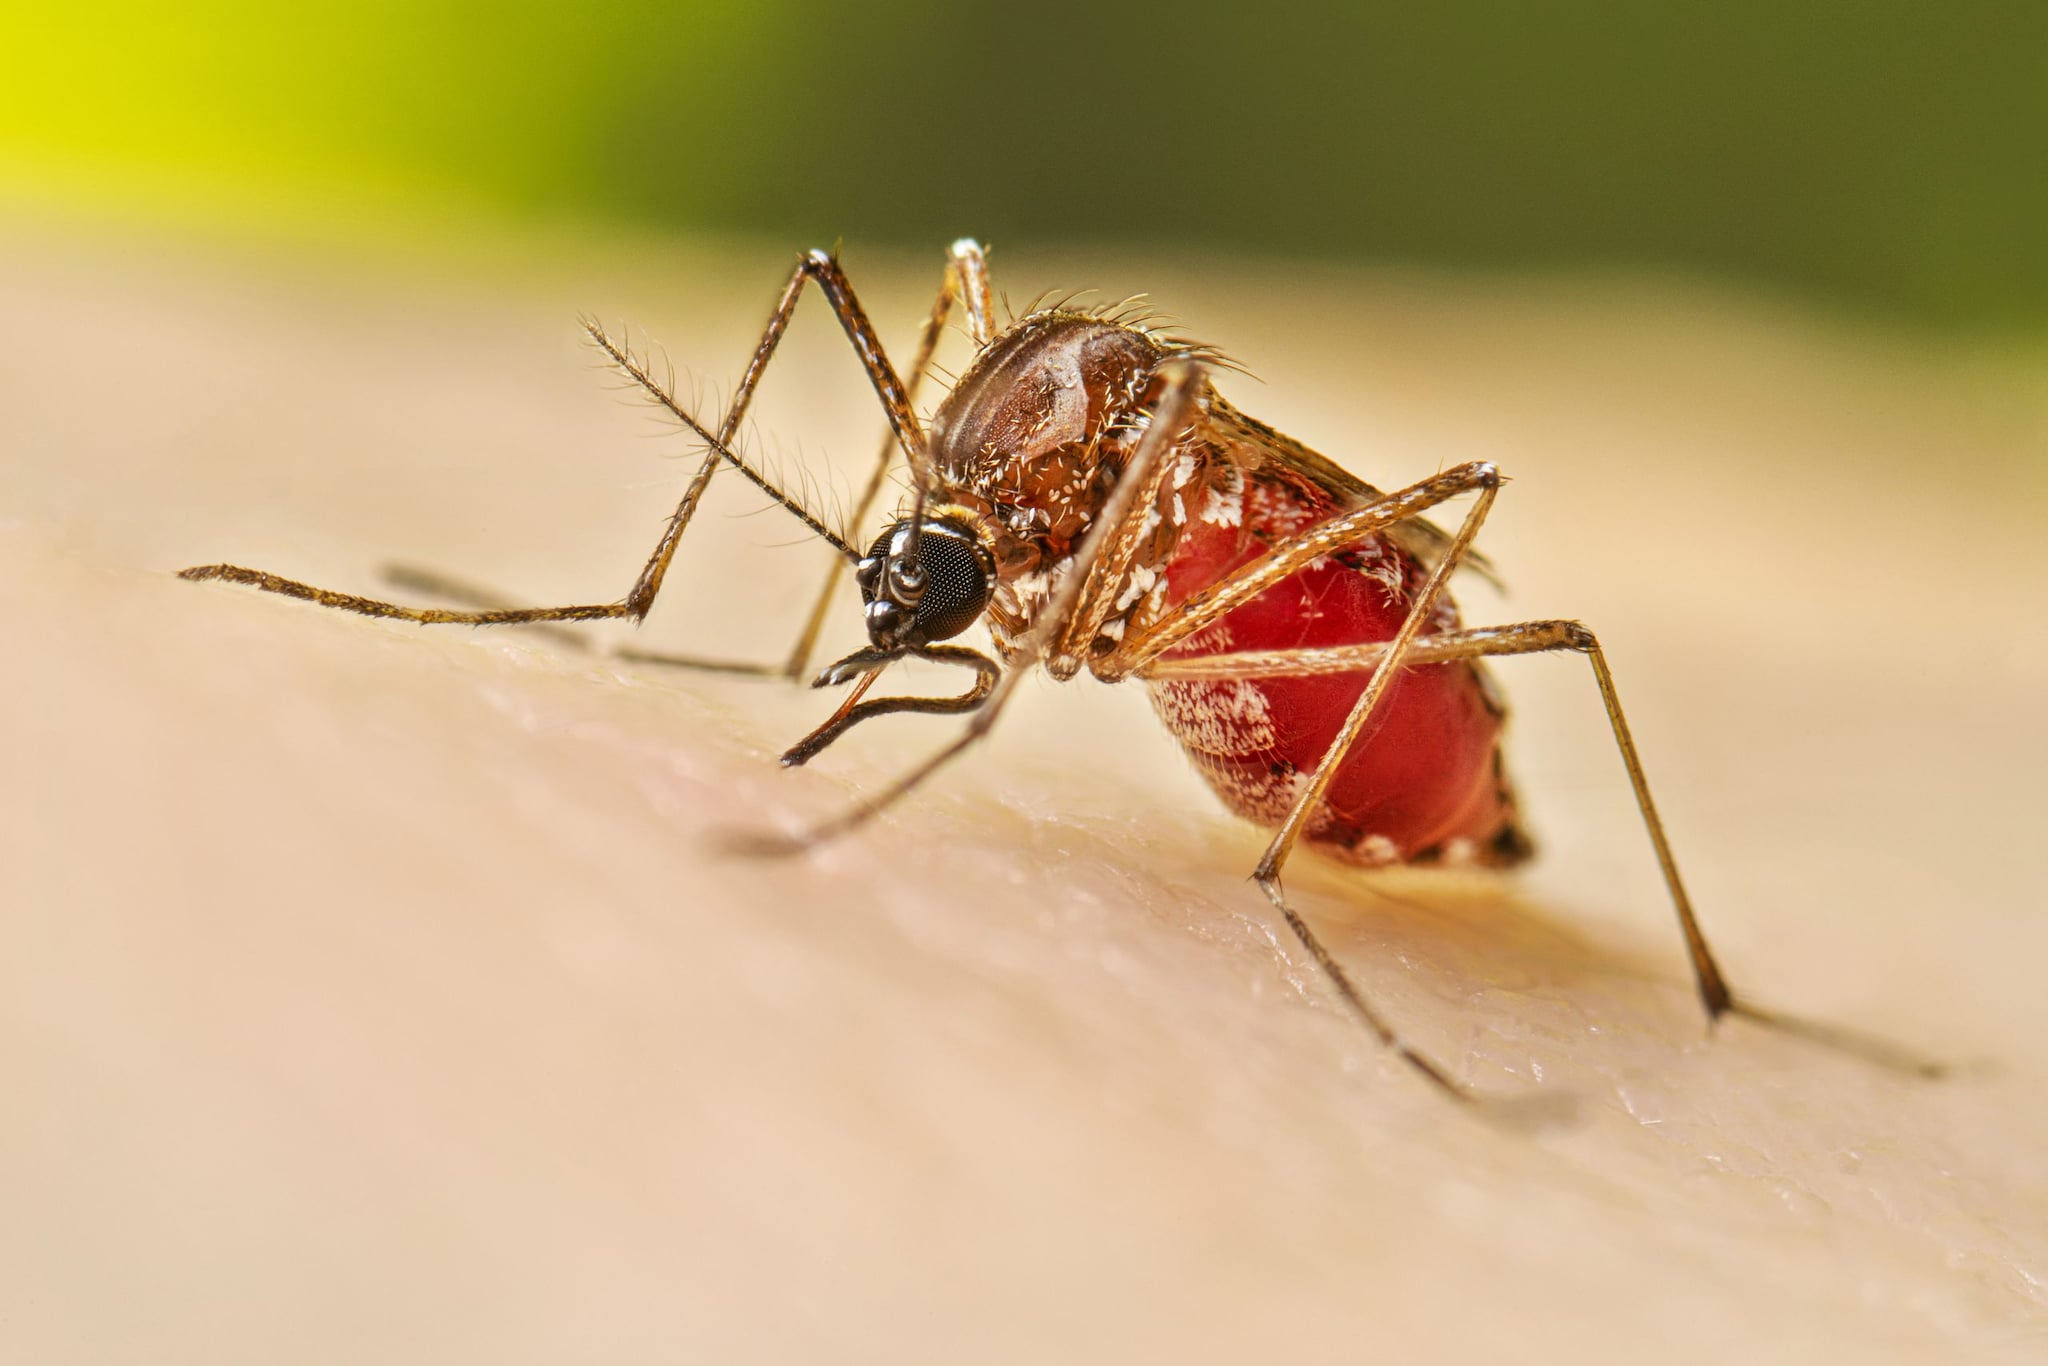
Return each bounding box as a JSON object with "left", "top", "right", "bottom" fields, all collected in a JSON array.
[
  {"left": 779, "top": 240, "right": 998, "bottom": 680},
  {"left": 183, "top": 250, "right": 927, "bottom": 631},
  {"left": 743, "top": 362, "right": 1205, "bottom": 855},
  {"left": 174, "top": 563, "right": 630, "bottom": 628}
]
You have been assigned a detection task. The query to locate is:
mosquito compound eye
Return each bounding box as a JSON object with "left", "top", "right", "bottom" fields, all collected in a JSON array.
[
  {"left": 908, "top": 524, "right": 995, "bottom": 641},
  {"left": 859, "top": 517, "right": 994, "bottom": 646}
]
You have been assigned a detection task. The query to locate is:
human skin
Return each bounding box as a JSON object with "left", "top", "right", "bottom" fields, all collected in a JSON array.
[{"left": 3, "top": 219, "right": 2046, "bottom": 1364}]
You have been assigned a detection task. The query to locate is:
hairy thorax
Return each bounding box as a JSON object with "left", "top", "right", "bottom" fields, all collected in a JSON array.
[{"left": 923, "top": 311, "right": 1185, "bottom": 656}]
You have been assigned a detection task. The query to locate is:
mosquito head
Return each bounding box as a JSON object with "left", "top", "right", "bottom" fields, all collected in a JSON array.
[{"left": 856, "top": 513, "right": 996, "bottom": 650}]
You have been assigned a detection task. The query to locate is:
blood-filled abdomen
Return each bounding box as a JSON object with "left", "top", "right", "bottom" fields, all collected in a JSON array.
[{"left": 1143, "top": 462, "right": 1529, "bottom": 868}]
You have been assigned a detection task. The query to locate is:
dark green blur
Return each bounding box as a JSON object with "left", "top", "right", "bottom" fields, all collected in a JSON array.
[{"left": 8, "top": 2, "right": 2043, "bottom": 326}]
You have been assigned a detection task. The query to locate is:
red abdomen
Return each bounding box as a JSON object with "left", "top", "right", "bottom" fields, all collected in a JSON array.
[{"left": 1143, "top": 467, "right": 1527, "bottom": 867}]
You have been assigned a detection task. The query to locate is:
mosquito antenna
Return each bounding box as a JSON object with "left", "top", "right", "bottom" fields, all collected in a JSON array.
[{"left": 583, "top": 317, "right": 859, "bottom": 563}]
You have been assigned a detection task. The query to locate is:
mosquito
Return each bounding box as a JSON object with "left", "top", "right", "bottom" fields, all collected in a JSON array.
[{"left": 180, "top": 240, "right": 1931, "bottom": 1099}]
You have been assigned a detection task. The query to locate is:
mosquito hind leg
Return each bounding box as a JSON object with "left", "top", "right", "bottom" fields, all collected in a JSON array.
[
  {"left": 1086, "top": 464, "right": 1505, "bottom": 1098},
  {"left": 1256, "top": 479, "right": 1500, "bottom": 1099},
  {"left": 1139, "top": 619, "right": 1944, "bottom": 1079}
]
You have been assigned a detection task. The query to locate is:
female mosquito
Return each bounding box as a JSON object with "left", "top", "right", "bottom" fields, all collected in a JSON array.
[{"left": 181, "top": 240, "right": 1925, "bottom": 1098}]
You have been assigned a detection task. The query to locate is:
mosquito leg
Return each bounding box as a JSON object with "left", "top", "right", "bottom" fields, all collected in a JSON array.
[
  {"left": 183, "top": 248, "right": 932, "bottom": 636},
  {"left": 603, "top": 247, "right": 930, "bottom": 622},
  {"left": 1101, "top": 461, "right": 1506, "bottom": 678},
  {"left": 1136, "top": 620, "right": 1583, "bottom": 681},
  {"left": 175, "top": 563, "right": 635, "bottom": 627},
  {"left": 741, "top": 362, "right": 1206, "bottom": 854},
  {"left": 389, "top": 244, "right": 991, "bottom": 679},
  {"left": 1073, "top": 464, "right": 1507, "bottom": 1097},
  {"left": 365, "top": 245, "right": 991, "bottom": 675},
  {"left": 1084, "top": 461, "right": 1514, "bottom": 1093},
  {"left": 375, "top": 564, "right": 596, "bottom": 650},
  {"left": 366, "top": 565, "right": 772, "bottom": 674},
  {"left": 944, "top": 236, "right": 997, "bottom": 348},
  {"left": 779, "top": 240, "right": 998, "bottom": 680},
  {"left": 1078, "top": 464, "right": 1507, "bottom": 1096},
  {"left": 1256, "top": 880, "right": 1474, "bottom": 1098},
  {"left": 176, "top": 397, "right": 849, "bottom": 630},
  {"left": 1147, "top": 619, "right": 1698, "bottom": 1011},
  {"left": 366, "top": 248, "right": 981, "bottom": 671},
  {"left": 1246, "top": 480, "right": 1499, "bottom": 1098},
  {"left": 1139, "top": 620, "right": 1943, "bottom": 1078}
]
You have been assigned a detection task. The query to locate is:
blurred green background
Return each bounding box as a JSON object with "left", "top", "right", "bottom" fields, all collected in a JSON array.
[{"left": 6, "top": 2, "right": 2043, "bottom": 328}]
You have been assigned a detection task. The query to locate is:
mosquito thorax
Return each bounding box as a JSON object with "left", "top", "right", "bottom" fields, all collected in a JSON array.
[
  {"left": 856, "top": 514, "right": 997, "bottom": 649},
  {"left": 926, "top": 313, "right": 1172, "bottom": 559}
]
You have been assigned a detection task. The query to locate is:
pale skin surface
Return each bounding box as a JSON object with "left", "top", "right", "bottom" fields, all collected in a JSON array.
[{"left": 4, "top": 217, "right": 2047, "bottom": 1364}]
